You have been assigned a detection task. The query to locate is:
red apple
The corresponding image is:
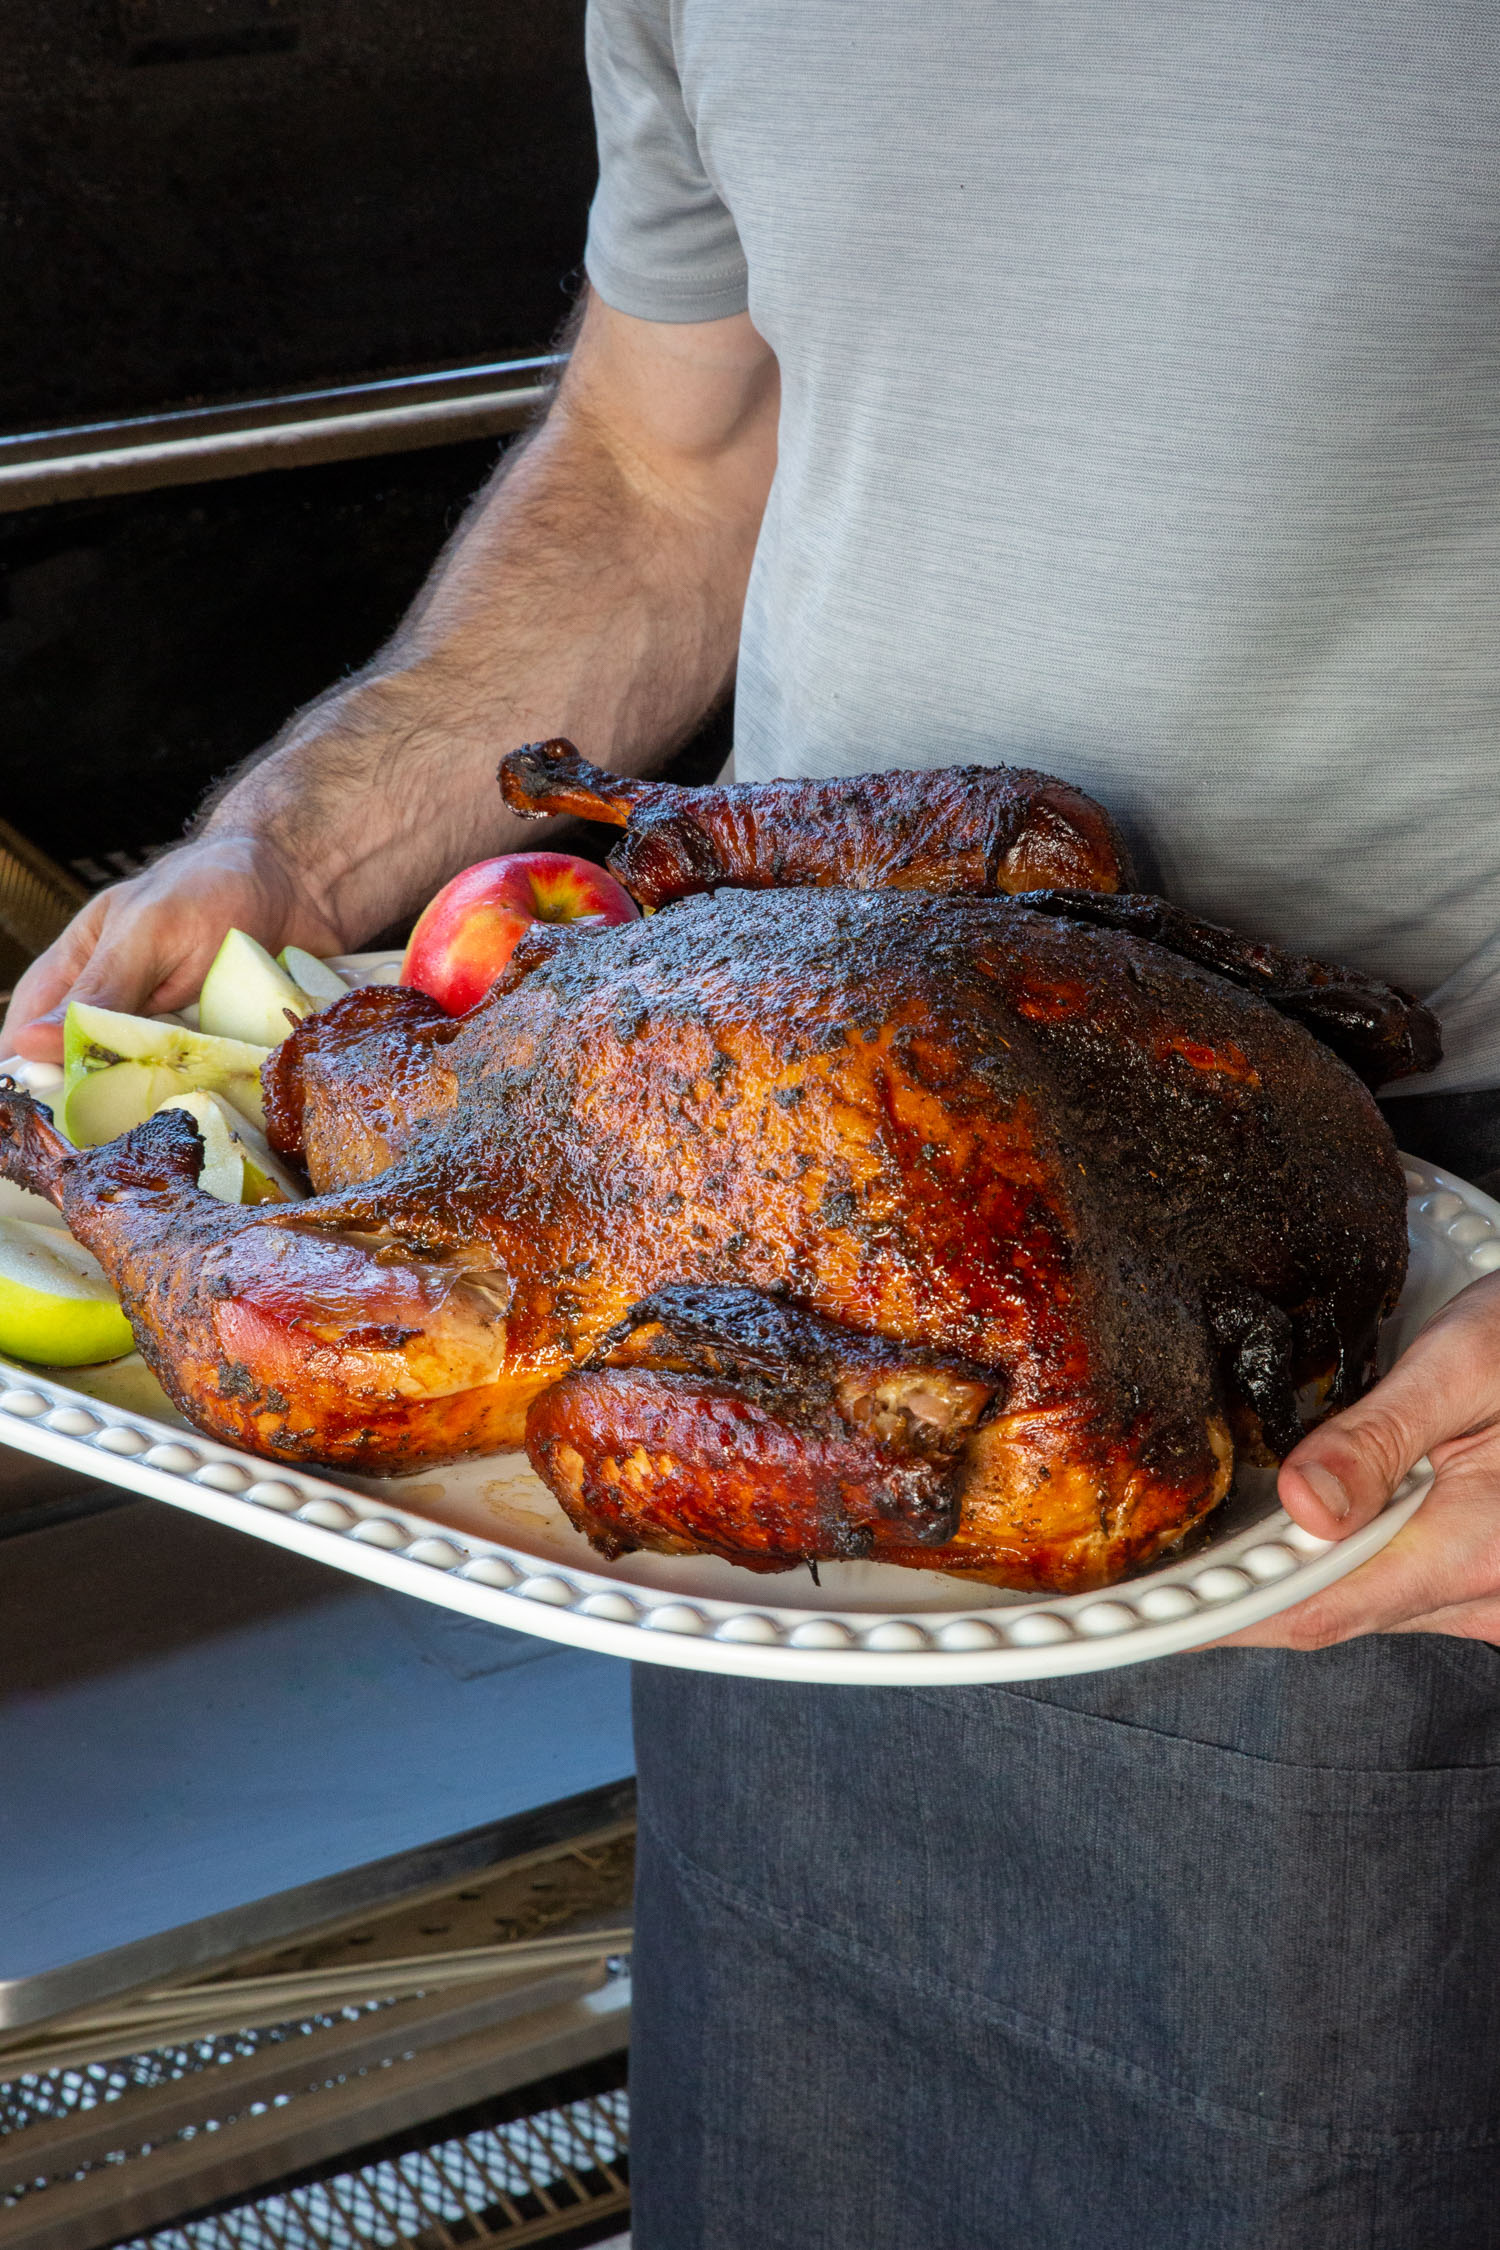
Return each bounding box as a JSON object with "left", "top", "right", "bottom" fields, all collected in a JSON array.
[{"left": 401, "top": 851, "right": 639, "bottom": 1015}]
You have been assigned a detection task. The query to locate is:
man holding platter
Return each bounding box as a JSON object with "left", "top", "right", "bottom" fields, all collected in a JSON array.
[{"left": 8, "top": 5, "right": 1500, "bottom": 2240}]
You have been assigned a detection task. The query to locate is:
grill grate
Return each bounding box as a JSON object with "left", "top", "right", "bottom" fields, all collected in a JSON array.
[
  {"left": 2, "top": 2004, "right": 396, "bottom": 2154},
  {"left": 0, "top": 1828, "right": 633, "bottom": 2250},
  {"left": 114, "top": 2085, "right": 629, "bottom": 2250},
  {"left": 2, "top": 2012, "right": 630, "bottom": 2250}
]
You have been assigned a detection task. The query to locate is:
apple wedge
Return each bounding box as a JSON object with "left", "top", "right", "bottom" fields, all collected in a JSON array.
[
  {"left": 279, "top": 946, "right": 351, "bottom": 1008},
  {"left": 62, "top": 1002, "right": 272, "bottom": 1145},
  {"left": 199, "top": 928, "right": 315, "bottom": 1046},
  {"left": 156, "top": 1091, "right": 304, "bottom": 1205},
  {"left": 0, "top": 1214, "right": 134, "bottom": 1366}
]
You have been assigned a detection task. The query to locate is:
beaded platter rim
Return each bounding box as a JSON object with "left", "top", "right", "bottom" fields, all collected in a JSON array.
[{"left": 0, "top": 959, "right": 1475, "bottom": 1685}]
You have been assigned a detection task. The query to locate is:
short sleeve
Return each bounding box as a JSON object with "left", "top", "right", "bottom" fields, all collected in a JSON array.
[{"left": 584, "top": 0, "right": 750, "bottom": 323}]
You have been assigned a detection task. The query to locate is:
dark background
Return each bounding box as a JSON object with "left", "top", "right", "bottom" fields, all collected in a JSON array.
[
  {"left": 3, "top": 442, "right": 518, "bottom": 875},
  {"left": 0, "top": 0, "right": 595, "bottom": 431},
  {"left": 0, "top": 0, "right": 720, "bottom": 896}
]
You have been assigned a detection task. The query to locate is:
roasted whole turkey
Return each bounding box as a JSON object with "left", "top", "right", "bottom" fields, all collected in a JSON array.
[{"left": 0, "top": 751, "right": 1439, "bottom": 1592}]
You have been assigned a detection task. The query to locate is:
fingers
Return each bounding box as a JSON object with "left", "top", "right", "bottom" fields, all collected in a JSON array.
[
  {"left": 1214, "top": 1281, "right": 1500, "bottom": 1651},
  {"left": 1, "top": 837, "right": 345, "bottom": 1068},
  {"left": 1223, "top": 1429, "right": 1500, "bottom": 1648},
  {"left": 61, "top": 880, "right": 226, "bottom": 1023},
  {"left": 2, "top": 894, "right": 114, "bottom": 1061},
  {"left": 3, "top": 873, "right": 213, "bottom": 1063},
  {"left": 1389, "top": 1596, "right": 1500, "bottom": 1642},
  {"left": 1276, "top": 1271, "right": 1500, "bottom": 1539}
]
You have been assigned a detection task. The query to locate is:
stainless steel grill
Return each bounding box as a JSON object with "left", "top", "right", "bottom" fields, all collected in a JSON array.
[
  {"left": 0, "top": 1829, "right": 634, "bottom": 2250},
  {"left": 1, "top": 2006, "right": 395, "bottom": 2143},
  {"left": 1, "top": 1986, "right": 633, "bottom": 2244},
  {"left": 118, "top": 2083, "right": 629, "bottom": 2250},
  {"left": 4, "top": 2048, "right": 629, "bottom": 2250},
  {"left": 0, "top": 360, "right": 563, "bottom": 517}
]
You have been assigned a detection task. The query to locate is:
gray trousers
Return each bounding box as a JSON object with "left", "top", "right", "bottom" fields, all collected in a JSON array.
[{"left": 628, "top": 1092, "right": 1500, "bottom": 2249}]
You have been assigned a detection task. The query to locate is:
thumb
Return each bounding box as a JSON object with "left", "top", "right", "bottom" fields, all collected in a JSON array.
[{"left": 1278, "top": 1273, "right": 1500, "bottom": 1538}]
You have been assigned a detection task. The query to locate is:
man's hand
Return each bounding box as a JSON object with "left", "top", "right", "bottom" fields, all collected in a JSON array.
[
  {"left": 1, "top": 835, "right": 348, "bottom": 1063},
  {"left": 2, "top": 290, "right": 779, "bottom": 1063},
  {"left": 1226, "top": 1269, "right": 1500, "bottom": 1648}
]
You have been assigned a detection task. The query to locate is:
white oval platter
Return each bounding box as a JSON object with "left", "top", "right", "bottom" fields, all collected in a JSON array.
[{"left": 0, "top": 957, "right": 1476, "bottom": 1683}]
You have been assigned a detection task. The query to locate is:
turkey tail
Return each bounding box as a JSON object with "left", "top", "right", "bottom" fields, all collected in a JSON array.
[{"left": 499, "top": 739, "right": 650, "bottom": 826}]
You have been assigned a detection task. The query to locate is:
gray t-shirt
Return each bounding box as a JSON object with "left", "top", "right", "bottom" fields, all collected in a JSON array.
[{"left": 584, "top": 0, "right": 1500, "bottom": 1094}]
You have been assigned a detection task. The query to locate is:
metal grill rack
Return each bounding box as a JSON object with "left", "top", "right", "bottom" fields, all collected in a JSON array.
[
  {"left": 4, "top": 2046, "right": 630, "bottom": 2250},
  {"left": 119, "top": 2079, "right": 630, "bottom": 2250},
  {"left": 1, "top": 1831, "right": 634, "bottom": 2250}
]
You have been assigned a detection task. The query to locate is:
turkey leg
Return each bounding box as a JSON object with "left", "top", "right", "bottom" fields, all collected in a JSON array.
[
  {"left": 499, "top": 739, "right": 1136, "bottom": 909},
  {"left": 524, "top": 1284, "right": 998, "bottom": 1570},
  {"left": 0, "top": 1088, "right": 525, "bottom": 1472}
]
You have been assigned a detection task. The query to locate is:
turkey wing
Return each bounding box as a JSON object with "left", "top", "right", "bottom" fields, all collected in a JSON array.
[{"left": 500, "top": 739, "right": 1136, "bottom": 908}]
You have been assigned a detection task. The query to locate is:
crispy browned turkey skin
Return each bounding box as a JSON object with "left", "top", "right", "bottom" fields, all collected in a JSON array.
[{"left": 0, "top": 864, "right": 1427, "bottom": 1592}]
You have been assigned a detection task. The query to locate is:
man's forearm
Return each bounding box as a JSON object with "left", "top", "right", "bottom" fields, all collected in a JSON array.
[
  {"left": 0, "top": 299, "right": 776, "bottom": 1062},
  {"left": 201, "top": 301, "right": 776, "bottom": 944}
]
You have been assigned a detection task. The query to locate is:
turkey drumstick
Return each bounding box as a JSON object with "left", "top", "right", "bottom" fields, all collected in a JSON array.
[
  {"left": 500, "top": 738, "right": 1136, "bottom": 908},
  {"left": 0, "top": 1092, "right": 527, "bottom": 1471},
  {"left": 499, "top": 738, "right": 1432, "bottom": 1085}
]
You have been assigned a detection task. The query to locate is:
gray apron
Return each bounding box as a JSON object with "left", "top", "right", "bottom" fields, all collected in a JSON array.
[{"left": 627, "top": 1092, "right": 1500, "bottom": 2249}]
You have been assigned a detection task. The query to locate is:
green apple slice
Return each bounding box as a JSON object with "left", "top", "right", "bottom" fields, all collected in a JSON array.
[
  {"left": 0, "top": 1215, "right": 134, "bottom": 1366},
  {"left": 156, "top": 1091, "right": 304, "bottom": 1205},
  {"left": 60, "top": 1059, "right": 164, "bottom": 1148},
  {"left": 62, "top": 1002, "right": 272, "bottom": 1145},
  {"left": 199, "top": 928, "right": 314, "bottom": 1047},
  {"left": 278, "top": 946, "right": 350, "bottom": 1008}
]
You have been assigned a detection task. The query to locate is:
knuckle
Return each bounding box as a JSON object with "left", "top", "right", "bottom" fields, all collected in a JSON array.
[
  {"left": 1279, "top": 1600, "right": 1350, "bottom": 1652},
  {"left": 1322, "top": 1400, "right": 1412, "bottom": 1491}
]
